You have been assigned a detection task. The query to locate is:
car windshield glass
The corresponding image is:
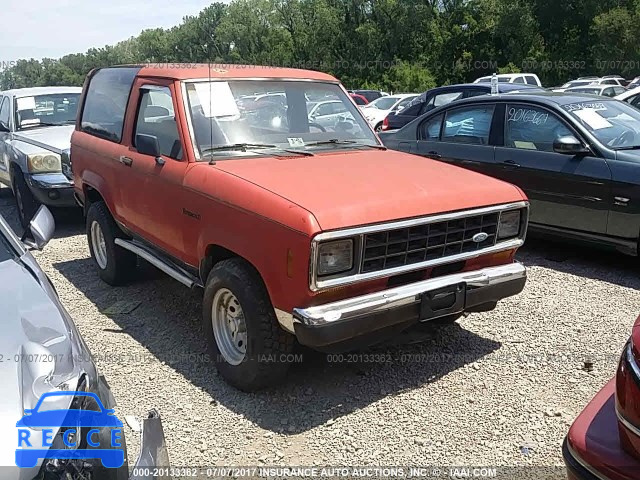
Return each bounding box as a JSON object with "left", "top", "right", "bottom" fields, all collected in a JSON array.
[
  {"left": 563, "top": 100, "right": 640, "bottom": 149},
  {"left": 570, "top": 88, "right": 600, "bottom": 95},
  {"left": 367, "top": 97, "right": 400, "bottom": 110},
  {"left": 15, "top": 93, "right": 80, "bottom": 130},
  {"left": 563, "top": 81, "right": 591, "bottom": 88},
  {"left": 184, "top": 80, "right": 378, "bottom": 158}
]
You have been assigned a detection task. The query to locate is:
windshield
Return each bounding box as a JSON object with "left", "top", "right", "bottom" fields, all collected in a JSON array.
[
  {"left": 562, "top": 81, "right": 591, "bottom": 88},
  {"left": 15, "top": 93, "right": 80, "bottom": 130},
  {"left": 563, "top": 100, "right": 640, "bottom": 149},
  {"left": 366, "top": 96, "right": 401, "bottom": 110},
  {"left": 569, "top": 88, "right": 601, "bottom": 95},
  {"left": 184, "top": 80, "right": 378, "bottom": 158}
]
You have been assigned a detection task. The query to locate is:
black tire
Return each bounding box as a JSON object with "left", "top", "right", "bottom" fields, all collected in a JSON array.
[
  {"left": 86, "top": 201, "right": 136, "bottom": 285},
  {"left": 12, "top": 170, "right": 39, "bottom": 229},
  {"left": 374, "top": 123, "right": 383, "bottom": 132},
  {"left": 202, "top": 258, "right": 295, "bottom": 391}
]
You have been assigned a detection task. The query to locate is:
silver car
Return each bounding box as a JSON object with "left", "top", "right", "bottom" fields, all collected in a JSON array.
[
  {"left": 1, "top": 207, "right": 169, "bottom": 479},
  {"left": 0, "top": 87, "right": 81, "bottom": 228}
]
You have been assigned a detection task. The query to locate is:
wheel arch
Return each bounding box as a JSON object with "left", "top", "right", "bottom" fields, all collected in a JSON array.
[{"left": 199, "top": 244, "right": 264, "bottom": 287}]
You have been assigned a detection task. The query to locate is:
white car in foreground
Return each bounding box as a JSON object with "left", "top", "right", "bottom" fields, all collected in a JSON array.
[{"left": 360, "top": 94, "right": 417, "bottom": 131}]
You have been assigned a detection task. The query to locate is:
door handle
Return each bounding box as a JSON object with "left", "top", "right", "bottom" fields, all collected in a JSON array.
[
  {"left": 427, "top": 151, "right": 442, "bottom": 159},
  {"left": 503, "top": 159, "right": 520, "bottom": 168},
  {"left": 119, "top": 156, "right": 133, "bottom": 167}
]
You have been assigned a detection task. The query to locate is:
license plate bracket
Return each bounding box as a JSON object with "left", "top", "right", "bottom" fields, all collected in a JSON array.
[{"left": 420, "top": 282, "right": 466, "bottom": 321}]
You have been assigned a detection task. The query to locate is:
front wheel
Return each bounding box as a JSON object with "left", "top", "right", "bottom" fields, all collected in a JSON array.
[
  {"left": 203, "top": 258, "right": 295, "bottom": 391},
  {"left": 86, "top": 202, "right": 137, "bottom": 285},
  {"left": 374, "top": 123, "right": 383, "bottom": 132}
]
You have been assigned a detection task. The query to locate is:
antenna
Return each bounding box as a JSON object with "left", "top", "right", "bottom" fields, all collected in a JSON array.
[{"left": 208, "top": 61, "right": 214, "bottom": 151}]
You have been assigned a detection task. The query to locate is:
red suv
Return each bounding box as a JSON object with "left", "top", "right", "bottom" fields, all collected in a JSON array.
[{"left": 71, "top": 64, "right": 529, "bottom": 391}]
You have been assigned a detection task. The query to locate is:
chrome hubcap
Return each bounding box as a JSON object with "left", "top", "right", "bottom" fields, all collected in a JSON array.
[
  {"left": 212, "top": 288, "right": 247, "bottom": 365},
  {"left": 90, "top": 221, "right": 108, "bottom": 270}
]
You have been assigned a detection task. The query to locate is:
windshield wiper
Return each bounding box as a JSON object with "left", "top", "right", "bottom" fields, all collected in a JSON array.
[
  {"left": 19, "top": 122, "right": 62, "bottom": 129},
  {"left": 202, "top": 143, "right": 277, "bottom": 155},
  {"left": 203, "top": 143, "right": 315, "bottom": 163},
  {"left": 304, "top": 139, "right": 387, "bottom": 150},
  {"left": 614, "top": 145, "right": 640, "bottom": 150}
]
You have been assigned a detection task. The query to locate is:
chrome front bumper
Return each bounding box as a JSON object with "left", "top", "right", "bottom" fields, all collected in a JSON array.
[
  {"left": 296, "top": 262, "right": 525, "bottom": 326},
  {"left": 277, "top": 262, "right": 527, "bottom": 348}
]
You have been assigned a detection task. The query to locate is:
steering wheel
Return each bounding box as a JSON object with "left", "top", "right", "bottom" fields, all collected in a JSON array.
[
  {"left": 610, "top": 129, "right": 636, "bottom": 148},
  {"left": 308, "top": 122, "right": 326, "bottom": 132}
]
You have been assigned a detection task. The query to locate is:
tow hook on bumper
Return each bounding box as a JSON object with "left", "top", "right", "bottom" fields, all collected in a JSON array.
[{"left": 281, "top": 262, "right": 526, "bottom": 348}]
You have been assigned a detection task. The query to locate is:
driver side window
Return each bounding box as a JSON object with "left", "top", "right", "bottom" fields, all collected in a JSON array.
[
  {"left": 505, "top": 104, "right": 573, "bottom": 152},
  {"left": 134, "top": 86, "right": 182, "bottom": 160}
]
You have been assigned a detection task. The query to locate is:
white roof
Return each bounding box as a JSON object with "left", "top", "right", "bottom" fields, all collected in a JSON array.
[{"left": 0, "top": 86, "right": 82, "bottom": 98}]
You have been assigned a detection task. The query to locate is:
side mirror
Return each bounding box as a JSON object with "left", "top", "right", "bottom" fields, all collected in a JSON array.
[
  {"left": 21, "top": 205, "right": 55, "bottom": 250},
  {"left": 136, "top": 134, "right": 161, "bottom": 157},
  {"left": 553, "top": 135, "right": 591, "bottom": 155}
]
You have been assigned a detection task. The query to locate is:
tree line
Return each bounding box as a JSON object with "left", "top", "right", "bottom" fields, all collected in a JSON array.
[{"left": 2, "top": 0, "right": 640, "bottom": 92}]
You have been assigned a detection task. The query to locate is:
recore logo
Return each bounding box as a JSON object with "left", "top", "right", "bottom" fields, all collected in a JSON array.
[{"left": 15, "top": 391, "right": 125, "bottom": 469}]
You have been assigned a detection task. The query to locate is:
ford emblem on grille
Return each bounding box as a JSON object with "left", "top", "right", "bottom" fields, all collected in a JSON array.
[{"left": 472, "top": 232, "right": 489, "bottom": 243}]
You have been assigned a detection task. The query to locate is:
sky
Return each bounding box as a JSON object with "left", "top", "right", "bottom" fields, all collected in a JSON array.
[{"left": 0, "top": 0, "right": 227, "bottom": 63}]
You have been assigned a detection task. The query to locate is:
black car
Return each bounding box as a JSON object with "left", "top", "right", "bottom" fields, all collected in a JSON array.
[
  {"left": 382, "top": 83, "right": 544, "bottom": 131},
  {"left": 380, "top": 92, "right": 640, "bottom": 256}
]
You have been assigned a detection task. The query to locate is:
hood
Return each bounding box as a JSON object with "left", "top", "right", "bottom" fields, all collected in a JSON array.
[
  {"left": 212, "top": 149, "right": 525, "bottom": 231},
  {"left": 13, "top": 125, "right": 74, "bottom": 154},
  {"left": 0, "top": 258, "right": 80, "bottom": 472}
]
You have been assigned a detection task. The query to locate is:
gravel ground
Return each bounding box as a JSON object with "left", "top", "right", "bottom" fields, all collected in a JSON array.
[{"left": 2, "top": 185, "right": 639, "bottom": 477}]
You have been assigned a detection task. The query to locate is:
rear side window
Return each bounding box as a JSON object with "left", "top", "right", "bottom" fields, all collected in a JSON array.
[
  {"left": 419, "top": 114, "right": 443, "bottom": 140},
  {"left": 442, "top": 105, "right": 495, "bottom": 145},
  {"left": 80, "top": 67, "right": 140, "bottom": 142},
  {"left": 525, "top": 76, "right": 538, "bottom": 85}
]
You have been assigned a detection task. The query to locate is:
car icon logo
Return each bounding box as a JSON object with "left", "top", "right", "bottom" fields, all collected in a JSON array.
[
  {"left": 472, "top": 232, "right": 489, "bottom": 243},
  {"left": 15, "top": 391, "right": 125, "bottom": 469}
]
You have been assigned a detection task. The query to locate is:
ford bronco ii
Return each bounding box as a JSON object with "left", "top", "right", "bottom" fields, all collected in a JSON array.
[{"left": 71, "top": 65, "right": 529, "bottom": 391}]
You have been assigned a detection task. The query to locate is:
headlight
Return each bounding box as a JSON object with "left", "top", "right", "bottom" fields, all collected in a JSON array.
[
  {"left": 317, "top": 239, "right": 353, "bottom": 276},
  {"left": 27, "top": 153, "right": 62, "bottom": 173},
  {"left": 498, "top": 210, "right": 521, "bottom": 240}
]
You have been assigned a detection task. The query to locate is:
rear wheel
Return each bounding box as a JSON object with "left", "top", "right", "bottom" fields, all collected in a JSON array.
[
  {"left": 12, "top": 170, "right": 39, "bottom": 229},
  {"left": 374, "top": 122, "right": 383, "bottom": 132},
  {"left": 86, "top": 201, "right": 136, "bottom": 285},
  {"left": 203, "top": 258, "right": 295, "bottom": 391}
]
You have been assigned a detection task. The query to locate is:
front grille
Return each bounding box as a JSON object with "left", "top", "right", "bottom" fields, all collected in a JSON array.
[{"left": 361, "top": 213, "right": 499, "bottom": 273}]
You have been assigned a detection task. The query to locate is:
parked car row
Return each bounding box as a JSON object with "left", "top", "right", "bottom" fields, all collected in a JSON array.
[
  {"left": 380, "top": 91, "right": 640, "bottom": 258},
  {"left": 2, "top": 63, "right": 639, "bottom": 479}
]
